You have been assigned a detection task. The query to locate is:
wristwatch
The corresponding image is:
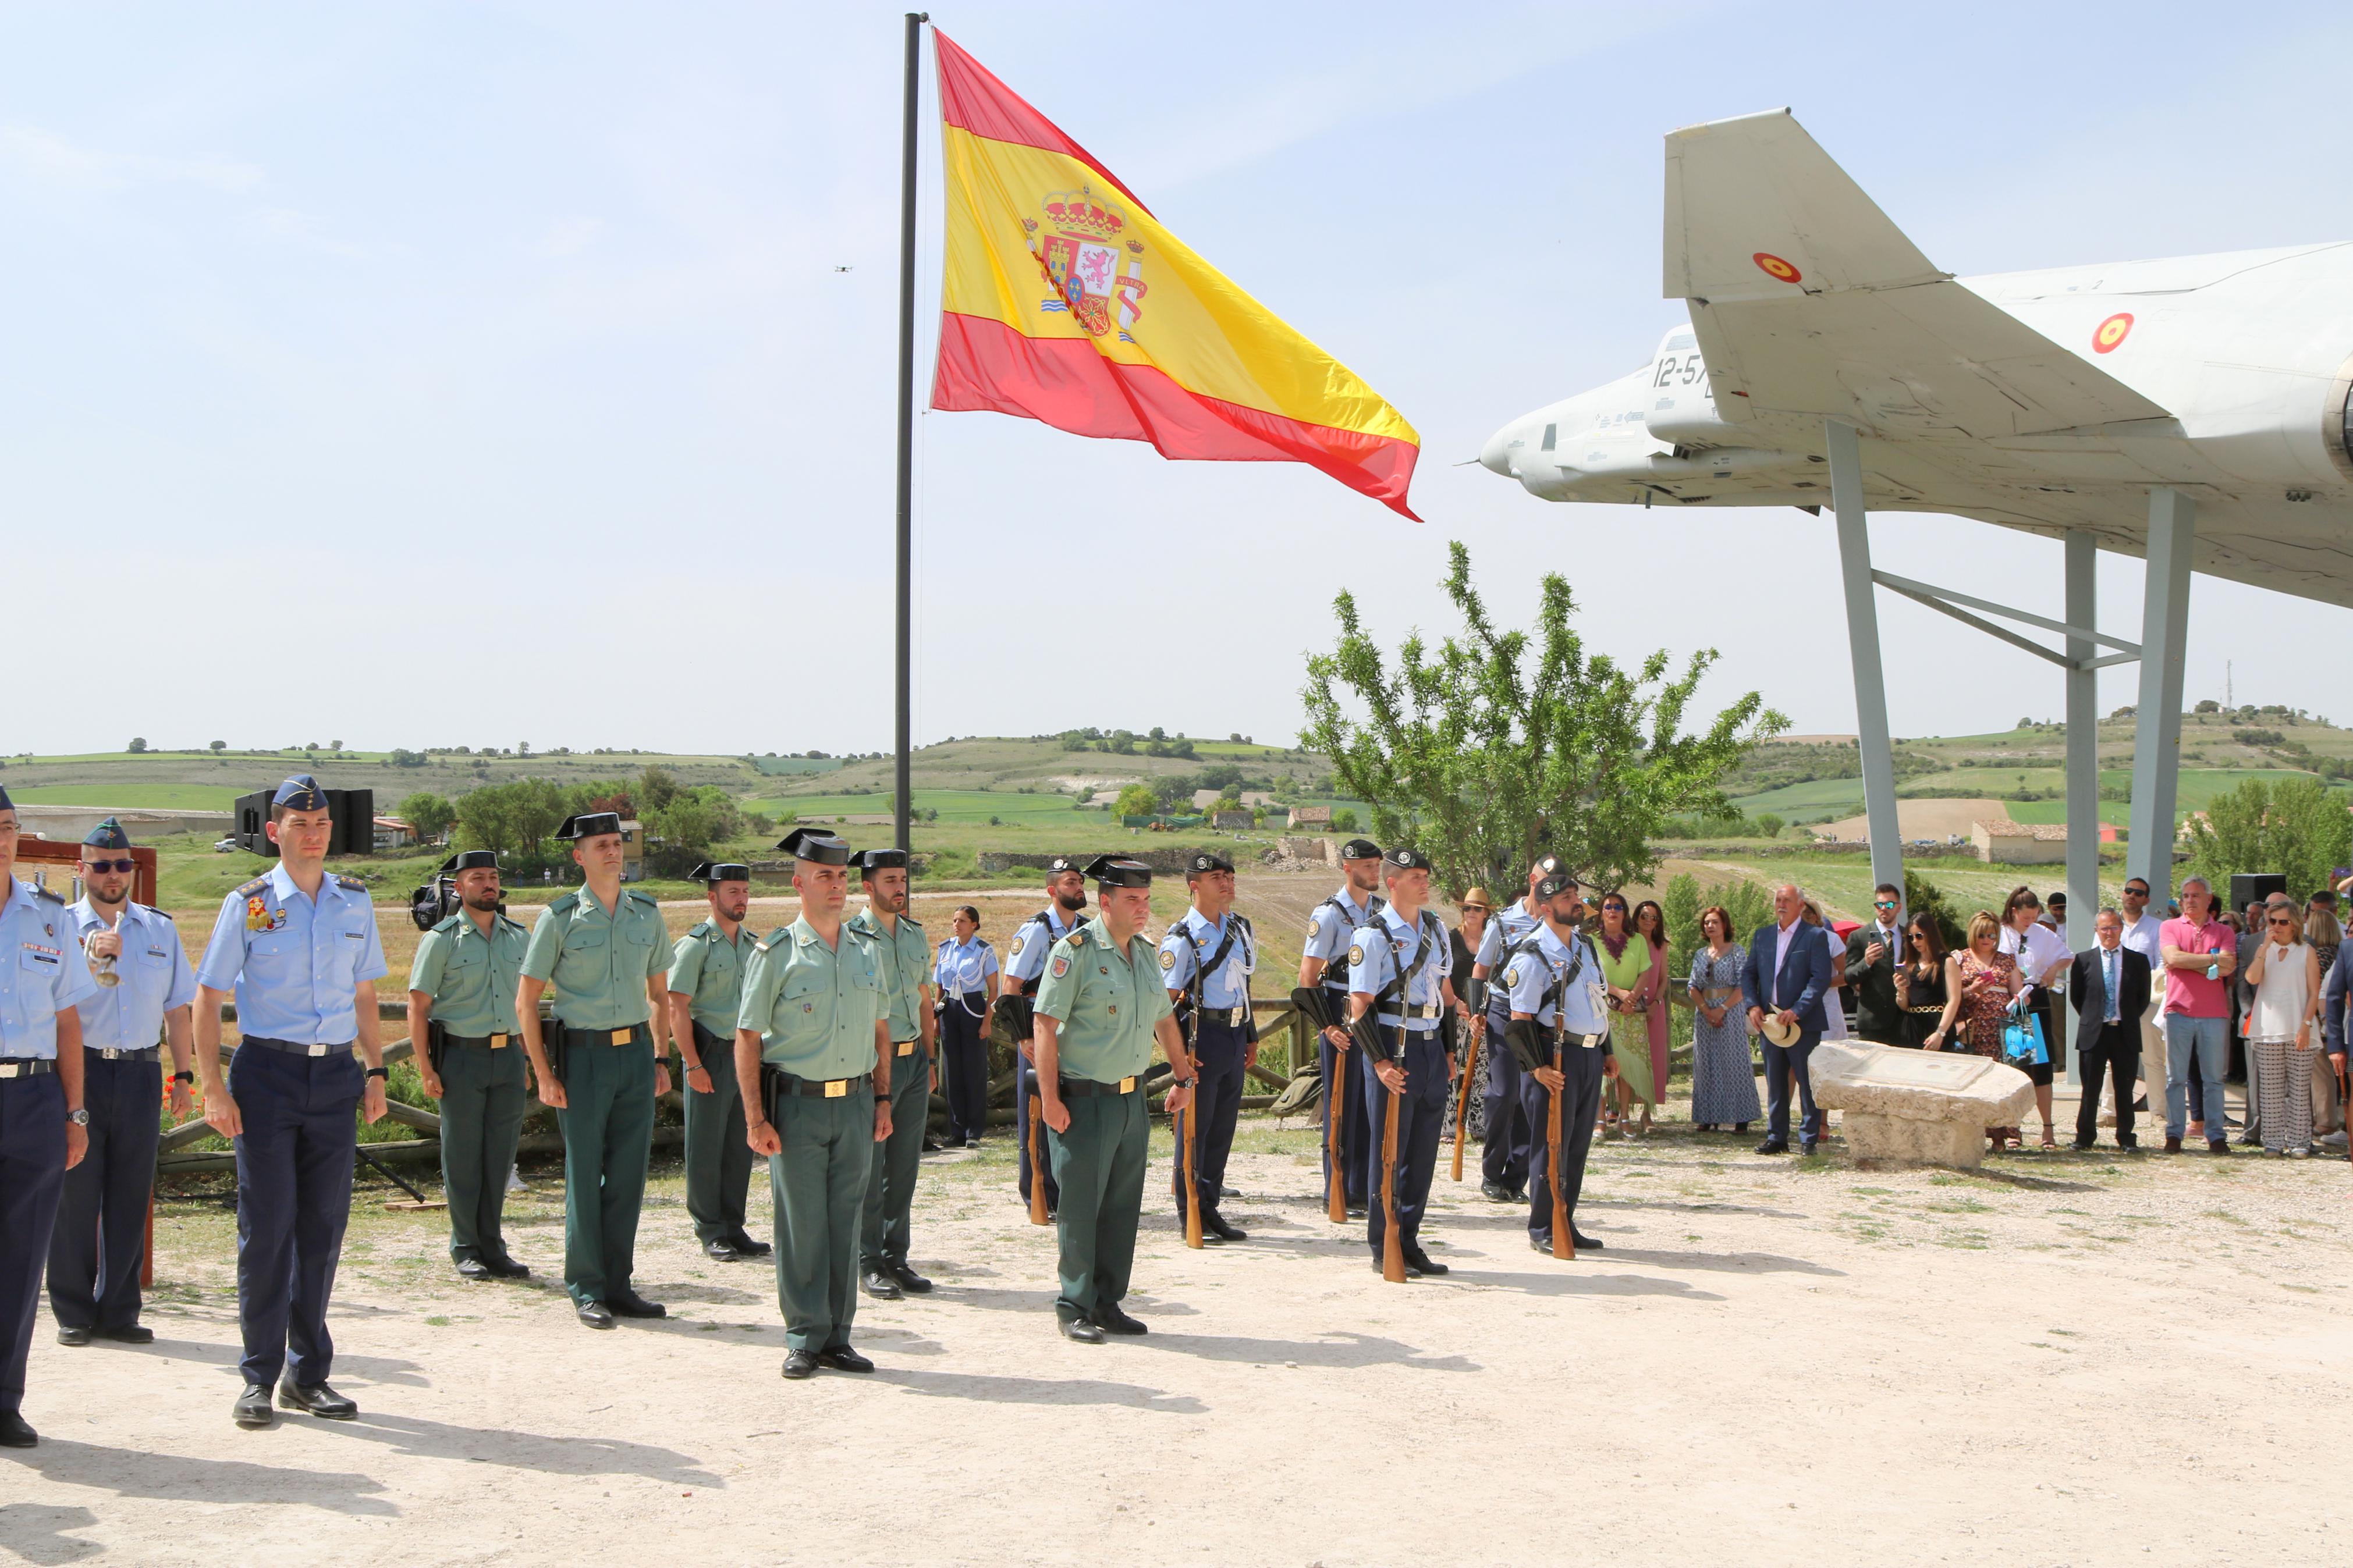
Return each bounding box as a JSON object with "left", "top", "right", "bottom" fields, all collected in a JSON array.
[
  {"left": 365, "top": 1066, "right": 389, "bottom": 1080},
  {"left": 171, "top": 1070, "right": 195, "bottom": 1086},
  {"left": 67, "top": 1108, "right": 90, "bottom": 1126},
  {"left": 1173, "top": 1076, "right": 1197, "bottom": 1090}
]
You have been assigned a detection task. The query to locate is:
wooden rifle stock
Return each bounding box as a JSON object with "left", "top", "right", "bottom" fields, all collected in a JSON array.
[
  {"left": 1380, "top": 1025, "right": 1407, "bottom": 1283},
  {"left": 1181, "top": 1098, "right": 1204, "bottom": 1247},
  {"left": 1181, "top": 995, "right": 1205, "bottom": 1249},
  {"left": 1549, "top": 1037, "right": 1573, "bottom": 1260},
  {"left": 1316, "top": 997, "right": 1347, "bottom": 1224},
  {"left": 1027, "top": 1090, "right": 1050, "bottom": 1226},
  {"left": 1451, "top": 1018, "right": 1480, "bottom": 1182}
]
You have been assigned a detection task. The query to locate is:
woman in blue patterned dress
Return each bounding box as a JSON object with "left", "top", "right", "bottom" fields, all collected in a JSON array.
[{"left": 1687, "top": 904, "right": 1761, "bottom": 1132}]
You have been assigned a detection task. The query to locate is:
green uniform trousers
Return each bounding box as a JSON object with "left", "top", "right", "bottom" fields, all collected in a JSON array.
[
  {"left": 858, "top": 1048, "right": 931, "bottom": 1273},
  {"left": 1046, "top": 1087, "right": 1147, "bottom": 1320},
  {"left": 683, "top": 1023, "right": 754, "bottom": 1245},
  {"left": 436, "top": 1041, "right": 529, "bottom": 1264},
  {"left": 767, "top": 1081, "right": 875, "bottom": 1353},
  {"left": 555, "top": 1037, "right": 656, "bottom": 1306}
]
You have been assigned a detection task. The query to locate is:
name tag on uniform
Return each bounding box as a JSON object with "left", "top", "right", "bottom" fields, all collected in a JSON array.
[{"left": 22, "top": 944, "right": 58, "bottom": 965}]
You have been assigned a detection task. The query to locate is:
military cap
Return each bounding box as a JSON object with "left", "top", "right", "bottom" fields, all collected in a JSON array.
[
  {"left": 853, "top": 848, "right": 909, "bottom": 875},
  {"left": 0, "top": 784, "right": 12, "bottom": 812},
  {"left": 688, "top": 861, "right": 751, "bottom": 883},
  {"left": 1082, "top": 854, "right": 1154, "bottom": 888},
  {"left": 1382, "top": 846, "right": 1433, "bottom": 873},
  {"left": 1529, "top": 853, "right": 1562, "bottom": 878},
  {"left": 1185, "top": 851, "right": 1235, "bottom": 876},
  {"left": 1337, "top": 837, "right": 1382, "bottom": 862},
  {"left": 83, "top": 816, "right": 133, "bottom": 851},
  {"left": 439, "top": 849, "right": 501, "bottom": 874},
  {"left": 556, "top": 811, "right": 623, "bottom": 841},
  {"left": 1535, "top": 872, "right": 1580, "bottom": 902},
  {"left": 1044, "top": 855, "right": 1083, "bottom": 875},
  {"left": 778, "top": 827, "right": 853, "bottom": 865},
  {"left": 272, "top": 774, "right": 329, "bottom": 810}
]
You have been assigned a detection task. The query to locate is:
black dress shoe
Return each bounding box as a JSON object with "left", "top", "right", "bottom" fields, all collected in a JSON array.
[
  {"left": 56, "top": 1325, "right": 91, "bottom": 1347},
  {"left": 2070, "top": 1140, "right": 2096, "bottom": 1151},
  {"left": 1756, "top": 1139, "right": 1790, "bottom": 1155},
  {"left": 817, "top": 1345, "right": 875, "bottom": 1372},
  {"left": 887, "top": 1263, "right": 933, "bottom": 1294},
  {"left": 728, "top": 1234, "right": 773, "bottom": 1259},
  {"left": 1529, "top": 1234, "right": 1554, "bottom": 1255},
  {"left": 484, "top": 1254, "right": 531, "bottom": 1278},
  {"left": 1479, "top": 1179, "right": 1512, "bottom": 1202},
  {"left": 1096, "top": 1302, "right": 1148, "bottom": 1336},
  {"left": 780, "top": 1349, "right": 819, "bottom": 1379},
  {"left": 576, "top": 1299, "right": 616, "bottom": 1329},
  {"left": 1403, "top": 1247, "right": 1449, "bottom": 1277},
  {"left": 608, "top": 1292, "right": 666, "bottom": 1319},
  {"left": 703, "top": 1239, "right": 741, "bottom": 1262},
  {"left": 456, "top": 1257, "right": 494, "bottom": 1281},
  {"left": 1372, "top": 1255, "right": 1424, "bottom": 1278},
  {"left": 1570, "top": 1231, "right": 1603, "bottom": 1250},
  {"left": 921, "top": 1136, "right": 944, "bottom": 1153},
  {"left": 861, "top": 1270, "right": 904, "bottom": 1301},
  {"left": 93, "top": 1324, "right": 154, "bottom": 1345},
  {"left": 963, "top": 1136, "right": 982, "bottom": 1150},
  {"left": 233, "top": 1384, "right": 274, "bottom": 1427},
  {"left": 1346, "top": 1205, "right": 1367, "bottom": 1218},
  {"left": 278, "top": 1380, "right": 357, "bottom": 1419},
  {"left": 0, "top": 1410, "right": 36, "bottom": 1447},
  {"left": 1800, "top": 1140, "right": 1821, "bottom": 1155},
  {"left": 1202, "top": 1213, "right": 1247, "bottom": 1243},
  {"left": 2208, "top": 1141, "right": 2231, "bottom": 1155},
  {"left": 1056, "top": 1310, "right": 1105, "bottom": 1343}
]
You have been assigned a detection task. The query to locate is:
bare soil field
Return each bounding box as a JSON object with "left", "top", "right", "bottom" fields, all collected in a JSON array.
[
  {"left": 1811, "top": 798, "right": 2015, "bottom": 842},
  {"left": 6, "top": 1108, "right": 2346, "bottom": 1567}
]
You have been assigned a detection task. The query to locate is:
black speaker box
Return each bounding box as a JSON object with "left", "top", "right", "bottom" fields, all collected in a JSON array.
[
  {"left": 231, "top": 785, "right": 376, "bottom": 858},
  {"left": 2229, "top": 872, "right": 2287, "bottom": 911}
]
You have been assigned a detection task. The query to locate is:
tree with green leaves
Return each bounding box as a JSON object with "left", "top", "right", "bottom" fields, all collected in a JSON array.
[
  {"left": 1301, "top": 541, "right": 1786, "bottom": 898},
  {"left": 1112, "top": 784, "right": 1158, "bottom": 819},
  {"left": 453, "top": 778, "right": 566, "bottom": 862},
  {"left": 2186, "top": 776, "right": 2352, "bottom": 898},
  {"left": 398, "top": 791, "right": 458, "bottom": 843}
]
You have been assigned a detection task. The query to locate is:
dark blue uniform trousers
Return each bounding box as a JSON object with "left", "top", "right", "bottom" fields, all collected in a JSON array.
[
  {"left": 1014, "top": 1057, "right": 1060, "bottom": 1211},
  {"left": 1522, "top": 1036, "right": 1605, "bottom": 1243},
  {"left": 1764, "top": 1029, "right": 1823, "bottom": 1147},
  {"left": 1319, "top": 995, "right": 1372, "bottom": 1207},
  {"left": 228, "top": 1042, "right": 362, "bottom": 1391},
  {"left": 48, "top": 1055, "right": 162, "bottom": 1332},
  {"left": 1479, "top": 1008, "right": 1532, "bottom": 1192},
  {"left": 938, "top": 997, "right": 989, "bottom": 1143},
  {"left": 1, "top": 1073, "right": 66, "bottom": 1417},
  {"left": 1169, "top": 1019, "right": 1246, "bottom": 1217},
  {"left": 1364, "top": 1033, "right": 1446, "bottom": 1259}
]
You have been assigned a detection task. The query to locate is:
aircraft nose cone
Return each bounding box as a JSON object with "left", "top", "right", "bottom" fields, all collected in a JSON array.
[{"left": 1478, "top": 424, "right": 1517, "bottom": 478}]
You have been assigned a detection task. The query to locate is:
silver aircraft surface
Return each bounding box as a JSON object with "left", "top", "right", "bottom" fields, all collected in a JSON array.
[{"left": 1480, "top": 109, "right": 2353, "bottom": 607}]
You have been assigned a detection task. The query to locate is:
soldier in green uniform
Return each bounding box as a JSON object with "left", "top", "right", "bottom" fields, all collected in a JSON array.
[
  {"left": 849, "top": 849, "right": 936, "bottom": 1301},
  {"left": 1034, "top": 855, "right": 1197, "bottom": 1343},
  {"left": 517, "top": 812, "right": 675, "bottom": 1330},
  {"left": 735, "top": 829, "right": 891, "bottom": 1381},
  {"left": 408, "top": 849, "right": 532, "bottom": 1282},
  {"left": 665, "top": 862, "right": 769, "bottom": 1264}
]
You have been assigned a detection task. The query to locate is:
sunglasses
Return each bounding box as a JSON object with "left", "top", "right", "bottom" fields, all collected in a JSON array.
[
  {"left": 2267, "top": 917, "right": 2296, "bottom": 928},
  {"left": 81, "top": 858, "right": 136, "bottom": 874},
  {"left": 1874, "top": 900, "right": 1898, "bottom": 910},
  {"left": 1460, "top": 904, "right": 1488, "bottom": 914},
  {"left": 1601, "top": 902, "right": 1627, "bottom": 913}
]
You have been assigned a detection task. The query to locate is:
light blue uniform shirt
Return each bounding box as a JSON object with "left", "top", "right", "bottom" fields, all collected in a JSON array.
[
  {"left": 2, "top": 879, "right": 98, "bottom": 1059},
  {"left": 934, "top": 934, "right": 999, "bottom": 996},
  {"left": 1474, "top": 897, "right": 1545, "bottom": 970},
  {"left": 1158, "top": 909, "right": 1255, "bottom": 1009},
  {"left": 71, "top": 898, "right": 197, "bottom": 1052},
  {"left": 196, "top": 863, "right": 389, "bottom": 1046},
  {"left": 1305, "top": 886, "right": 1383, "bottom": 994},
  {"left": 1347, "top": 906, "right": 1453, "bottom": 1033},
  {"left": 1502, "top": 922, "right": 1609, "bottom": 1036},
  {"left": 1003, "top": 906, "right": 1080, "bottom": 992}
]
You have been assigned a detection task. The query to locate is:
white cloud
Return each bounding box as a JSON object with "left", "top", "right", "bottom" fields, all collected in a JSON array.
[{"left": 0, "top": 124, "right": 261, "bottom": 194}]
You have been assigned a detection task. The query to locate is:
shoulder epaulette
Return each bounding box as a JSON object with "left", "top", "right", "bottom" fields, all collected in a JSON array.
[
  {"left": 548, "top": 890, "right": 581, "bottom": 913},
  {"left": 497, "top": 913, "right": 528, "bottom": 933},
  {"left": 33, "top": 884, "right": 63, "bottom": 905},
  {"left": 687, "top": 918, "right": 714, "bottom": 938},
  {"left": 623, "top": 888, "right": 659, "bottom": 908},
  {"left": 334, "top": 874, "right": 366, "bottom": 891},
  {"left": 1062, "top": 928, "right": 1088, "bottom": 948},
  {"left": 233, "top": 874, "right": 271, "bottom": 899},
  {"left": 432, "top": 913, "right": 464, "bottom": 934},
  {"left": 902, "top": 913, "right": 925, "bottom": 930},
  {"left": 148, "top": 906, "right": 174, "bottom": 922}
]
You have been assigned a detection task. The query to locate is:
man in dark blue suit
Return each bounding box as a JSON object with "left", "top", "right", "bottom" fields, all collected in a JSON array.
[{"left": 1740, "top": 883, "right": 1833, "bottom": 1154}]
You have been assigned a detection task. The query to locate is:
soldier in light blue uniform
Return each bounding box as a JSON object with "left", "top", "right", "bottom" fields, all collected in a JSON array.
[
  {"left": 849, "top": 848, "right": 936, "bottom": 1301},
  {"left": 931, "top": 908, "right": 998, "bottom": 1148},
  {"left": 193, "top": 776, "right": 391, "bottom": 1430},
  {"left": 52, "top": 817, "right": 195, "bottom": 1347},
  {"left": 1468, "top": 854, "right": 1561, "bottom": 1202},
  {"left": 0, "top": 785, "right": 97, "bottom": 1449},
  {"left": 1299, "top": 837, "right": 1384, "bottom": 1214},
  {"left": 1158, "top": 850, "right": 1254, "bottom": 1243},
  {"left": 1347, "top": 847, "right": 1456, "bottom": 1278},
  {"left": 1002, "top": 858, "right": 1088, "bottom": 1216},
  {"left": 1502, "top": 873, "right": 1609, "bottom": 1254}
]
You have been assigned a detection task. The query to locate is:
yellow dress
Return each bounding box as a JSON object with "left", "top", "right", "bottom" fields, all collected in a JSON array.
[{"left": 1599, "top": 937, "right": 1658, "bottom": 1106}]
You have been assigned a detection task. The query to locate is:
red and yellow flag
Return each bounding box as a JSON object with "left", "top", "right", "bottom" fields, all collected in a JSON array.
[{"left": 929, "top": 32, "right": 1421, "bottom": 518}]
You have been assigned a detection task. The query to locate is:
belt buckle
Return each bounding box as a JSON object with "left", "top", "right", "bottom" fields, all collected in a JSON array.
[
  {"left": 609, "top": 1029, "right": 632, "bottom": 1046},
  {"left": 1117, "top": 1076, "right": 1135, "bottom": 1093},
  {"left": 307, "top": 1043, "right": 328, "bottom": 1058},
  {"left": 489, "top": 1034, "right": 507, "bottom": 1050},
  {"left": 896, "top": 1041, "right": 915, "bottom": 1057},
  {"left": 824, "top": 1079, "right": 848, "bottom": 1098},
  {"left": 0, "top": 1062, "right": 19, "bottom": 1078}
]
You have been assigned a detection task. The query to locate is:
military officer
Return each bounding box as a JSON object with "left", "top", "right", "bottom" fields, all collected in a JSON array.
[
  {"left": 735, "top": 829, "right": 890, "bottom": 1380},
  {"left": 1504, "top": 873, "right": 1609, "bottom": 1254},
  {"left": 517, "top": 812, "right": 673, "bottom": 1331},
  {"left": 52, "top": 817, "right": 194, "bottom": 1346},
  {"left": 0, "top": 786, "right": 95, "bottom": 1449},
  {"left": 849, "top": 848, "right": 936, "bottom": 1300},
  {"left": 1467, "top": 854, "right": 1561, "bottom": 1202},
  {"left": 931, "top": 906, "right": 998, "bottom": 1148},
  {"left": 1347, "top": 847, "right": 1457, "bottom": 1278},
  {"left": 193, "top": 775, "right": 390, "bottom": 1428},
  {"left": 1003, "top": 858, "right": 1088, "bottom": 1217},
  {"left": 1298, "top": 837, "right": 1383, "bottom": 1215},
  {"left": 1035, "top": 855, "right": 1194, "bottom": 1342},
  {"left": 409, "top": 849, "right": 532, "bottom": 1282},
  {"left": 1159, "top": 850, "right": 1254, "bottom": 1243},
  {"left": 666, "top": 862, "right": 768, "bottom": 1264}
]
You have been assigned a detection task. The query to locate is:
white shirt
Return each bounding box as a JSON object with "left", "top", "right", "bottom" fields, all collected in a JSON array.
[
  {"left": 1869, "top": 919, "right": 1903, "bottom": 965},
  {"left": 1816, "top": 925, "right": 1847, "bottom": 1040},
  {"left": 1999, "top": 921, "right": 2073, "bottom": 997},
  {"left": 2120, "top": 911, "right": 2164, "bottom": 966},
  {"left": 1773, "top": 918, "right": 1800, "bottom": 979}
]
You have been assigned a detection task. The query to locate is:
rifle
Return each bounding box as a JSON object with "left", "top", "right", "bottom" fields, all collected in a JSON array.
[
  {"left": 1379, "top": 1019, "right": 1407, "bottom": 1283},
  {"left": 1290, "top": 987, "right": 1348, "bottom": 1223},
  {"left": 1548, "top": 1034, "right": 1573, "bottom": 1260},
  {"left": 1451, "top": 1015, "right": 1480, "bottom": 1182},
  {"left": 1179, "top": 1002, "right": 1204, "bottom": 1250},
  {"left": 1027, "top": 1089, "right": 1050, "bottom": 1226}
]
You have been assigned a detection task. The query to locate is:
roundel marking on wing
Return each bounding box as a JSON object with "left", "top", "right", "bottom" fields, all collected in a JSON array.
[{"left": 2092, "top": 312, "right": 2134, "bottom": 354}]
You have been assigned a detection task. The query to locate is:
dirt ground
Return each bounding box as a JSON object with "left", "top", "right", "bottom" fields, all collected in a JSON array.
[
  {"left": 1811, "top": 798, "right": 2014, "bottom": 842},
  {"left": 5, "top": 1098, "right": 2347, "bottom": 1567}
]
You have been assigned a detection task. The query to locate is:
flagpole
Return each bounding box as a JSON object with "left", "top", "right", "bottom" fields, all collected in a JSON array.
[{"left": 893, "top": 10, "right": 928, "bottom": 856}]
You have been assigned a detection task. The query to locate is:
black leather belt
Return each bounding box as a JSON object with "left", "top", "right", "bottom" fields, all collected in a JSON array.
[
  {"left": 242, "top": 1036, "right": 354, "bottom": 1058},
  {"left": 0, "top": 1058, "right": 58, "bottom": 1079},
  {"left": 560, "top": 1024, "right": 646, "bottom": 1047},
  {"left": 1057, "top": 1075, "right": 1140, "bottom": 1097},
  {"left": 444, "top": 1032, "right": 514, "bottom": 1050},
  {"left": 90, "top": 1046, "right": 161, "bottom": 1062},
  {"left": 775, "top": 1073, "right": 868, "bottom": 1098},
  {"left": 1194, "top": 1005, "right": 1247, "bottom": 1027},
  {"left": 1563, "top": 1030, "right": 1606, "bottom": 1049}
]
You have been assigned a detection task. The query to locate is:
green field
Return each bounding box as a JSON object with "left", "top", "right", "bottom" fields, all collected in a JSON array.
[
  {"left": 748, "top": 789, "right": 1100, "bottom": 824},
  {"left": 6, "top": 783, "right": 239, "bottom": 810},
  {"left": 1727, "top": 778, "right": 1868, "bottom": 822}
]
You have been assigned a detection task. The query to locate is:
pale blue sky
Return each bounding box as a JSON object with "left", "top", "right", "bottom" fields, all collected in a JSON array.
[{"left": 7, "top": 1, "right": 2351, "bottom": 755}]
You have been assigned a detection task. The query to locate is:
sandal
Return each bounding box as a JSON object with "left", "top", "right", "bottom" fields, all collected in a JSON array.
[{"left": 2039, "top": 1126, "right": 2058, "bottom": 1149}]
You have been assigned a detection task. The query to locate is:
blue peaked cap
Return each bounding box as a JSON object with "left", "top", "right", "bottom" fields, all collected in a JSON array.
[{"left": 272, "top": 774, "right": 329, "bottom": 810}]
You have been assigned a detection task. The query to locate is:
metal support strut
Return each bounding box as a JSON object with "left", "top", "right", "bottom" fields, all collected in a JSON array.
[
  {"left": 1826, "top": 421, "right": 1906, "bottom": 906},
  {"left": 2128, "top": 489, "right": 2195, "bottom": 901},
  {"left": 2063, "top": 531, "right": 2098, "bottom": 1088}
]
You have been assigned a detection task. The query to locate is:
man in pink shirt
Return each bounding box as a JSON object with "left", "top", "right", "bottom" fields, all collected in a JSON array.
[{"left": 2157, "top": 876, "right": 2235, "bottom": 1155}]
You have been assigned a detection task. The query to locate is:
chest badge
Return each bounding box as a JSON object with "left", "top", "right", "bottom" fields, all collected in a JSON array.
[
  {"left": 1098, "top": 966, "right": 1108, "bottom": 975},
  {"left": 1107, "top": 1004, "right": 1117, "bottom": 1015}
]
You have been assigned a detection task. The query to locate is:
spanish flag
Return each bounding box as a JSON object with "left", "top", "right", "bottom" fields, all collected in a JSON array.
[{"left": 930, "top": 32, "right": 1421, "bottom": 518}]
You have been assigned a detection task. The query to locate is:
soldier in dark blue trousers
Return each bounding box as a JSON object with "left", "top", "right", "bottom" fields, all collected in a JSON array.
[
  {"left": 1347, "top": 847, "right": 1457, "bottom": 1278},
  {"left": 1159, "top": 851, "right": 1256, "bottom": 1243},
  {"left": 193, "top": 777, "right": 391, "bottom": 1429}
]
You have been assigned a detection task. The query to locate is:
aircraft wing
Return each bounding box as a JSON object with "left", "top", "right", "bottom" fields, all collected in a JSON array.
[{"left": 1664, "top": 109, "right": 2171, "bottom": 437}]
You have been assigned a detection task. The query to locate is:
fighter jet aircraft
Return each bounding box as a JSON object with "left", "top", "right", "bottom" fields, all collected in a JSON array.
[{"left": 1480, "top": 109, "right": 2353, "bottom": 606}]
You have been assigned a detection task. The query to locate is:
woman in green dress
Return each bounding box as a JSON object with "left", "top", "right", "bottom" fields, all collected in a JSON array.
[{"left": 1595, "top": 894, "right": 1658, "bottom": 1137}]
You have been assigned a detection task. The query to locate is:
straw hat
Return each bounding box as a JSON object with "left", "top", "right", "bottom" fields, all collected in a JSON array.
[
  {"left": 1461, "top": 886, "right": 1493, "bottom": 913},
  {"left": 1757, "top": 1012, "right": 1801, "bottom": 1047}
]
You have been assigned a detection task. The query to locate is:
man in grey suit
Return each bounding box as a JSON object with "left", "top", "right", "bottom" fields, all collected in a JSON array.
[
  {"left": 1740, "top": 884, "right": 1834, "bottom": 1155},
  {"left": 2067, "top": 908, "right": 2151, "bottom": 1151}
]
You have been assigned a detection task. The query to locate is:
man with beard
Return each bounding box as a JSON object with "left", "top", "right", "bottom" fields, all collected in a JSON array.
[
  {"left": 1346, "top": 847, "right": 1457, "bottom": 1278},
  {"left": 850, "top": 849, "right": 936, "bottom": 1300},
  {"left": 1300, "top": 837, "right": 1384, "bottom": 1216},
  {"left": 409, "top": 849, "right": 533, "bottom": 1281},
  {"left": 667, "top": 862, "right": 768, "bottom": 1263},
  {"left": 1467, "top": 854, "right": 1562, "bottom": 1202},
  {"left": 1504, "top": 872, "right": 1609, "bottom": 1254},
  {"left": 1002, "top": 858, "right": 1088, "bottom": 1218}
]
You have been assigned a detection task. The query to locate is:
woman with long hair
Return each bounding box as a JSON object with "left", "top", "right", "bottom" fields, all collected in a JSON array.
[
  {"left": 1894, "top": 912, "right": 1951, "bottom": 1047},
  {"left": 1633, "top": 899, "right": 1673, "bottom": 1124},
  {"left": 1687, "top": 905, "right": 1759, "bottom": 1131},
  {"left": 1997, "top": 886, "right": 2071, "bottom": 1147},
  {"left": 1935, "top": 910, "right": 2030, "bottom": 1150},
  {"left": 2244, "top": 901, "right": 2323, "bottom": 1155},
  {"left": 1595, "top": 894, "right": 1657, "bottom": 1137},
  {"left": 931, "top": 905, "right": 999, "bottom": 1149}
]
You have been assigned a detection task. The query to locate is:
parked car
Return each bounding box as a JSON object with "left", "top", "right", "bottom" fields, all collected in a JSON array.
[{"left": 213, "top": 837, "right": 238, "bottom": 852}]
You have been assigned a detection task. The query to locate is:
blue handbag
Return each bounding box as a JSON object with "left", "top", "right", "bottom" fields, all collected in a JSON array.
[{"left": 2000, "top": 996, "right": 2049, "bottom": 1066}]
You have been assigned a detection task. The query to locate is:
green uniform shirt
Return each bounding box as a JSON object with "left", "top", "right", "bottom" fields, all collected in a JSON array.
[
  {"left": 1034, "top": 915, "right": 1173, "bottom": 1085},
  {"left": 668, "top": 918, "right": 755, "bottom": 1037},
  {"left": 409, "top": 909, "right": 530, "bottom": 1036},
  {"left": 739, "top": 916, "right": 886, "bottom": 1080},
  {"left": 520, "top": 886, "right": 669, "bottom": 1029},
  {"left": 847, "top": 907, "right": 929, "bottom": 1043}
]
